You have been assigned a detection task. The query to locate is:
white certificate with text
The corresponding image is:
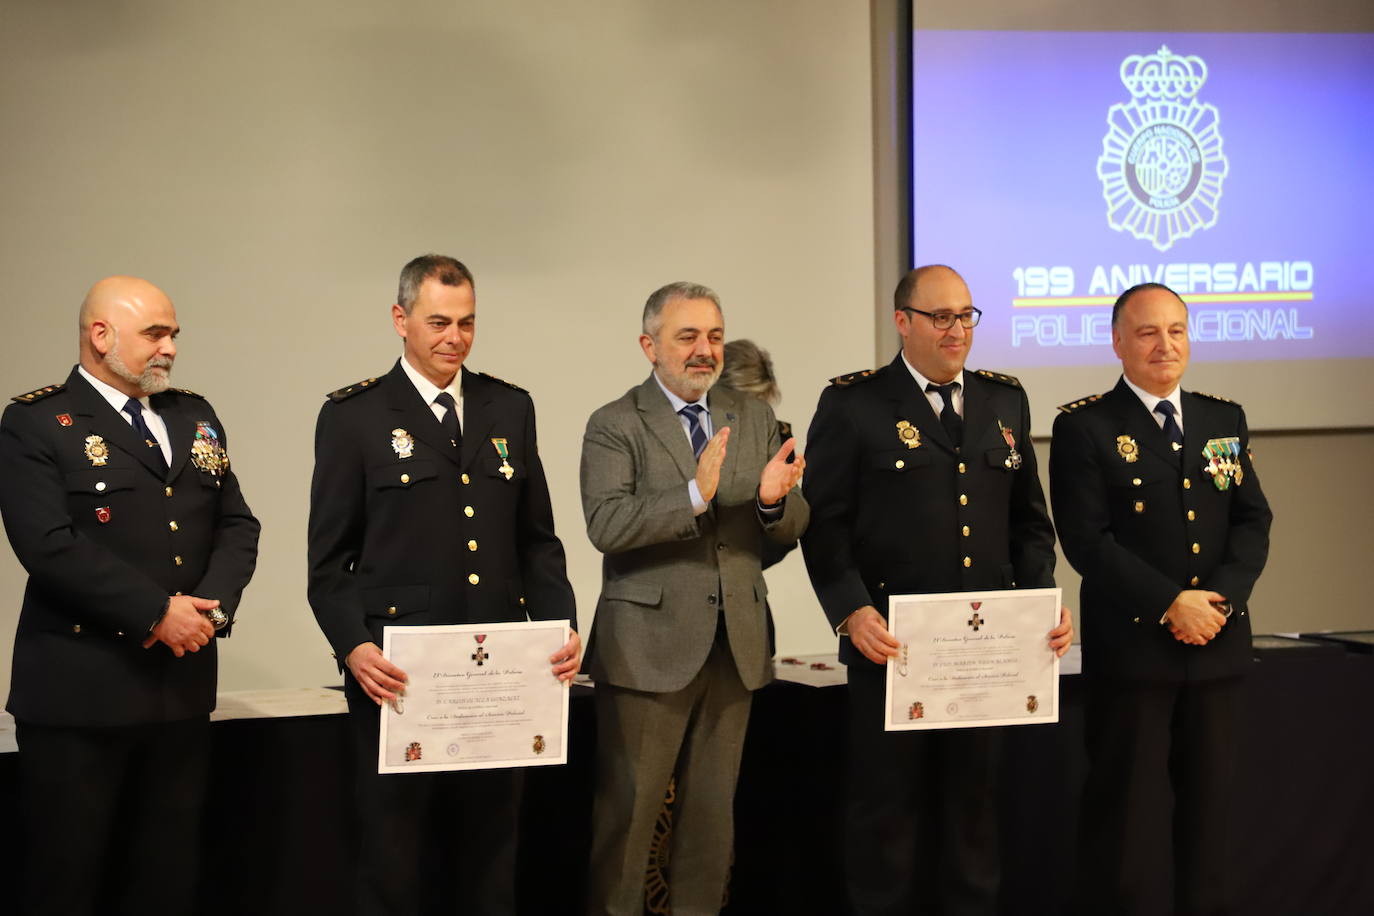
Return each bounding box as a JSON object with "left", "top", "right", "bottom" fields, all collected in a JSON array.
[
  {"left": 378, "top": 620, "right": 571, "bottom": 773},
  {"left": 884, "top": 588, "right": 1061, "bottom": 731}
]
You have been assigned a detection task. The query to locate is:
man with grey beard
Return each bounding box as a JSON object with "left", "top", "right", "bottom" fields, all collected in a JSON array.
[
  {"left": 580, "top": 282, "right": 808, "bottom": 915},
  {"left": 0, "top": 275, "right": 260, "bottom": 915}
]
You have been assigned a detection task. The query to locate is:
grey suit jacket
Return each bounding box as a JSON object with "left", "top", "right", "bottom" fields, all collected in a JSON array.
[{"left": 580, "top": 375, "right": 808, "bottom": 693}]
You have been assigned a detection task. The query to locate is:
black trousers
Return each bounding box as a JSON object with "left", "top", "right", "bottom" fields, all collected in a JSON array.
[
  {"left": 345, "top": 681, "right": 523, "bottom": 916},
  {"left": 1077, "top": 676, "right": 1243, "bottom": 916},
  {"left": 844, "top": 664, "right": 1002, "bottom": 916},
  {"left": 16, "top": 716, "right": 210, "bottom": 916}
]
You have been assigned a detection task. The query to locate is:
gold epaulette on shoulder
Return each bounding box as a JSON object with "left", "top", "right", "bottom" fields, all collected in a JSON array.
[
  {"left": 479, "top": 371, "right": 527, "bottom": 394},
  {"left": 829, "top": 368, "right": 878, "bottom": 387},
  {"left": 975, "top": 369, "right": 1022, "bottom": 388},
  {"left": 11, "top": 384, "right": 65, "bottom": 404},
  {"left": 1192, "top": 391, "right": 1239, "bottom": 406},
  {"left": 168, "top": 387, "right": 205, "bottom": 400},
  {"left": 1057, "top": 393, "right": 1105, "bottom": 414},
  {"left": 327, "top": 376, "right": 382, "bottom": 402}
]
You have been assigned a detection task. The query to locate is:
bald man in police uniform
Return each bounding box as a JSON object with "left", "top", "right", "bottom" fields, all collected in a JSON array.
[
  {"left": 0, "top": 275, "right": 260, "bottom": 915},
  {"left": 802, "top": 265, "right": 1070, "bottom": 916},
  {"left": 307, "top": 254, "right": 580, "bottom": 915},
  {"left": 1051, "top": 283, "right": 1271, "bottom": 916}
]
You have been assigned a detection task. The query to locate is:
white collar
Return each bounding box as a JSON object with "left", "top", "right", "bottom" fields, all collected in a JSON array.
[
  {"left": 399, "top": 356, "right": 462, "bottom": 408},
  {"left": 78, "top": 365, "right": 152, "bottom": 415},
  {"left": 900, "top": 352, "right": 963, "bottom": 394},
  {"left": 1122, "top": 374, "right": 1182, "bottom": 421}
]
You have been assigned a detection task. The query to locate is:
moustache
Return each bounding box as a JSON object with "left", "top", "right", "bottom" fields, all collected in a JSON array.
[
  {"left": 147, "top": 357, "right": 174, "bottom": 370},
  {"left": 685, "top": 358, "right": 718, "bottom": 369}
]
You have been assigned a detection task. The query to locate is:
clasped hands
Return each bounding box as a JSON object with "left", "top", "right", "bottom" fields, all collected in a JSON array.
[
  {"left": 142, "top": 594, "right": 219, "bottom": 656},
  {"left": 694, "top": 427, "right": 806, "bottom": 506},
  {"left": 1163, "top": 589, "right": 1230, "bottom": 646}
]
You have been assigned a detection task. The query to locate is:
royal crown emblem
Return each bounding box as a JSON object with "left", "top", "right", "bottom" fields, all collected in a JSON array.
[{"left": 1096, "top": 46, "right": 1228, "bottom": 252}]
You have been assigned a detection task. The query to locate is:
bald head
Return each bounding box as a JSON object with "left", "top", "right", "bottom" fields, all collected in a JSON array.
[
  {"left": 893, "top": 264, "right": 966, "bottom": 314},
  {"left": 78, "top": 275, "right": 180, "bottom": 398}
]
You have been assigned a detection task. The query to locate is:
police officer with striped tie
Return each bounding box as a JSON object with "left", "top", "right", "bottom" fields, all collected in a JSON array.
[{"left": 0, "top": 275, "right": 260, "bottom": 915}]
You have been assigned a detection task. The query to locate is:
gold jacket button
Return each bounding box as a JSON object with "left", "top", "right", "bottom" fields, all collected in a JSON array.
[
  {"left": 461, "top": 473, "right": 471, "bottom": 485},
  {"left": 400, "top": 473, "right": 410, "bottom": 484},
  {"left": 169, "top": 520, "right": 178, "bottom": 532},
  {"left": 468, "top": 573, "right": 480, "bottom": 585},
  {"left": 1183, "top": 478, "right": 1192, "bottom": 489},
  {"left": 963, "top": 556, "right": 972, "bottom": 568},
  {"left": 1187, "top": 510, "right": 1196, "bottom": 521},
  {"left": 1191, "top": 576, "right": 1200, "bottom": 586},
  {"left": 959, "top": 494, "right": 968, "bottom": 506},
  {"left": 387, "top": 606, "right": 397, "bottom": 616},
  {"left": 1132, "top": 617, "right": 1140, "bottom": 624},
  {"left": 962, "top": 525, "right": 970, "bottom": 537},
  {"left": 895, "top": 459, "right": 905, "bottom": 469},
  {"left": 165, "top": 486, "right": 174, "bottom": 497},
  {"left": 958, "top": 462, "right": 967, "bottom": 474},
  {"left": 174, "top": 555, "right": 183, "bottom": 566},
  {"left": 95, "top": 481, "right": 106, "bottom": 492},
  {"left": 467, "top": 540, "right": 478, "bottom": 551},
  {"left": 1192, "top": 543, "right": 1201, "bottom": 554},
  {"left": 1132, "top": 478, "right": 1142, "bottom": 487},
  {"left": 518, "top": 597, "right": 526, "bottom": 606},
  {"left": 464, "top": 506, "right": 475, "bottom": 518},
  {"left": 72, "top": 624, "right": 82, "bottom": 634}
]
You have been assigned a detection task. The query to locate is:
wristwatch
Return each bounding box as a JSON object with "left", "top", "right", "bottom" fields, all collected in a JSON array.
[{"left": 205, "top": 606, "right": 229, "bottom": 631}]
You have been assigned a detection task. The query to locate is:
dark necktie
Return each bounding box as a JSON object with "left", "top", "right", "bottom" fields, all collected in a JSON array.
[
  {"left": 434, "top": 392, "right": 461, "bottom": 449},
  {"left": 1154, "top": 400, "right": 1183, "bottom": 452},
  {"left": 123, "top": 397, "right": 169, "bottom": 476},
  {"left": 927, "top": 382, "right": 963, "bottom": 448},
  {"left": 680, "top": 404, "right": 709, "bottom": 459}
]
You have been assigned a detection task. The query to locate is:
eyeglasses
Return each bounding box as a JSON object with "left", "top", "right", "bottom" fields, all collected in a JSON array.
[{"left": 898, "top": 306, "right": 982, "bottom": 330}]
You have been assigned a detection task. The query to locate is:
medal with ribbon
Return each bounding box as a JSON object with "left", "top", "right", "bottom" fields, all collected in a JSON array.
[
  {"left": 1202, "top": 437, "right": 1243, "bottom": 490},
  {"left": 997, "top": 419, "right": 1023, "bottom": 469},
  {"left": 490, "top": 438, "right": 514, "bottom": 480},
  {"left": 191, "top": 421, "right": 229, "bottom": 476}
]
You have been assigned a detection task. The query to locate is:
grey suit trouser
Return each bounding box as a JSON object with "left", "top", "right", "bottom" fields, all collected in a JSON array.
[{"left": 589, "top": 625, "right": 753, "bottom": 916}]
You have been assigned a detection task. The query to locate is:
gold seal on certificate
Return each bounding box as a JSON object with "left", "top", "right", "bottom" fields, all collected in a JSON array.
[
  {"left": 377, "top": 620, "right": 572, "bottom": 773},
  {"left": 883, "top": 588, "right": 1061, "bottom": 731}
]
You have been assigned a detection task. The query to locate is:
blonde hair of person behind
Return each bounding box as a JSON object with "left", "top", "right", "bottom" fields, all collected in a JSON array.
[{"left": 720, "top": 339, "right": 780, "bottom": 406}]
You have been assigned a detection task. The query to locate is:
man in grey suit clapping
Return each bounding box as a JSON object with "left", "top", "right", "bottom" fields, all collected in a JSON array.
[{"left": 581, "top": 281, "right": 809, "bottom": 916}]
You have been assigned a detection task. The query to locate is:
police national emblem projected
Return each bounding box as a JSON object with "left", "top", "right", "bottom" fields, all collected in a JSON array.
[
  {"left": 1097, "top": 46, "right": 1228, "bottom": 252},
  {"left": 911, "top": 30, "right": 1374, "bottom": 365}
]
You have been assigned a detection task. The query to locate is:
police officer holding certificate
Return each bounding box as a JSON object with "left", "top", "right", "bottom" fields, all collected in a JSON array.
[
  {"left": 1051, "top": 282, "right": 1271, "bottom": 916},
  {"left": 307, "top": 254, "right": 579, "bottom": 915},
  {"left": 802, "top": 265, "right": 1071, "bottom": 915}
]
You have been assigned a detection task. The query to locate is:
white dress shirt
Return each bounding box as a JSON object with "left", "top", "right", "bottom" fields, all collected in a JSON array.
[
  {"left": 900, "top": 353, "right": 965, "bottom": 419},
  {"left": 1121, "top": 375, "right": 1184, "bottom": 436},
  {"left": 78, "top": 366, "right": 173, "bottom": 467},
  {"left": 399, "top": 356, "right": 464, "bottom": 432}
]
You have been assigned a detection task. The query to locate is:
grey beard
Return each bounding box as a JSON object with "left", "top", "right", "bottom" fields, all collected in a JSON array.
[
  {"left": 106, "top": 337, "right": 172, "bottom": 395},
  {"left": 660, "top": 358, "right": 720, "bottom": 400}
]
